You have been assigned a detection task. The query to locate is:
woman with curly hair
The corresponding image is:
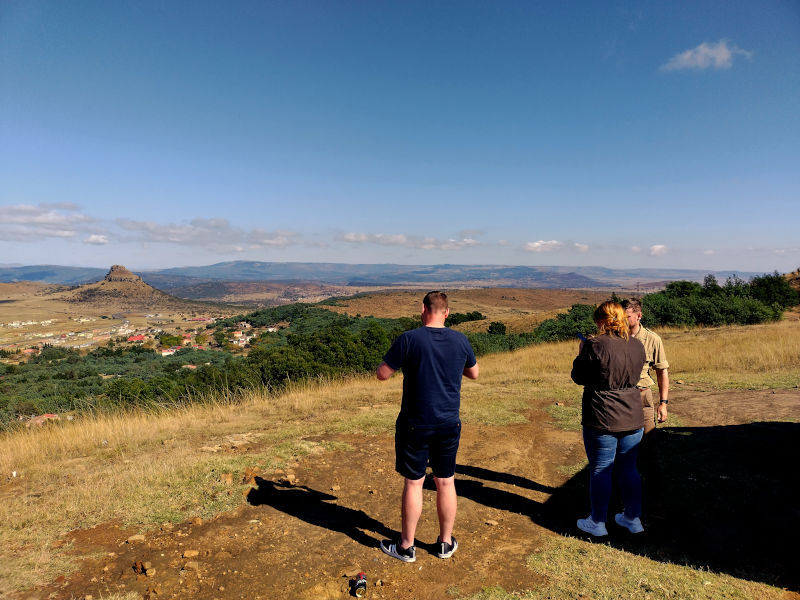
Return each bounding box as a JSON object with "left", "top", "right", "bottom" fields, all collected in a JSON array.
[{"left": 571, "top": 301, "right": 647, "bottom": 536}]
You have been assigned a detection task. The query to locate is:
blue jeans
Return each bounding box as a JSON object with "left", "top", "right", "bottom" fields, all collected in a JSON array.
[{"left": 582, "top": 427, "right": 643, "bottom": 523}]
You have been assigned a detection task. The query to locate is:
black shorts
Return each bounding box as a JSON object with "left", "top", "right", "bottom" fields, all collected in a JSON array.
[{"left": 395, "top": 417, "right": 461, "bottom": 480}]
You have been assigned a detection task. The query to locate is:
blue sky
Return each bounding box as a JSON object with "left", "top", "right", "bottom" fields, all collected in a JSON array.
[{"left": 1, "top": 1, "right": 798, "bottom": 272}]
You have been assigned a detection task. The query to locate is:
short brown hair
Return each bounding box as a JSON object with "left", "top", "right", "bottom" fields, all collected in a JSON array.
[
  {"left": 594, "top": 301, "right": 630, "bottom": 340},
  {"left": 621, "top": 298, "right": 642, "bottom": 313},
  {"left": 423, "top": 291, "right": 448, "bottom": 314}
]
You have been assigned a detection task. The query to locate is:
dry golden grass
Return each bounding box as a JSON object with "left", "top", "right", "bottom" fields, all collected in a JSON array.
[
  {"left": 663, "top": 319, "right": 800, "bottom": 388},
  {"left": 1, "top": 319, "right": 798, "bottom": 596}
]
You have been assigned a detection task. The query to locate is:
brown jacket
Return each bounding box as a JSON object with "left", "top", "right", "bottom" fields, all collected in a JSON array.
[{"left": 571, "top": 334, "right": 646, "bottom": 432}]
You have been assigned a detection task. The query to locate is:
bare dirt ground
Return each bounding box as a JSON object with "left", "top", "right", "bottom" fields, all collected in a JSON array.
[{"left": 16, "top": 385, "right": 799, "bottom": 600}]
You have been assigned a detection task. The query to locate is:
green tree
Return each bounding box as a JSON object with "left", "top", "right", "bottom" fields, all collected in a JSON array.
[
  {"left": 702, "top": 274, "right": 721, "bottom": 296},
  {"left": 533, "top": 304, "right": 596, "bottom": 342},
  {"left": 664, "top": 280, "right": 702, "bottom": 298},
  {"left": 487, "top": 321, "right": 507, "bottom": 335},
  {"left": 749, "top": 272, "right": 799, "bottom": 309}
]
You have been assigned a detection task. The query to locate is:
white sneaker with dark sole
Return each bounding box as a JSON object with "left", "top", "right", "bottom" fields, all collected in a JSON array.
[
  {"left": 380, "top": 539, "right": 416, "bottom": 562},
  {"left": 577, "top": 516, "right": 608, "bottom": 537},
  {"left": 614, "top": 512, "right": 644, "bottom": 533},
  {"left": 436, "top": 536, "right": 458, "bottom": 559}
]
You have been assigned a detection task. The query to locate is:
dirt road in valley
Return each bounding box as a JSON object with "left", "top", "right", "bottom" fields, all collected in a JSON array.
[{"left": 19, "top": 387, "right": 800, "bottom": 600}]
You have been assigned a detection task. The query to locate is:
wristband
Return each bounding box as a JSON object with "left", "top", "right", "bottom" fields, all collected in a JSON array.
[{"left": 659, "top": 399, "right": 668, "bottom": 404}]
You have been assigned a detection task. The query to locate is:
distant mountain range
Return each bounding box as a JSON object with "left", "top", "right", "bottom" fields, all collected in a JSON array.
[{"left": 0, "top": 261, "right": 762, "bottom": 289}]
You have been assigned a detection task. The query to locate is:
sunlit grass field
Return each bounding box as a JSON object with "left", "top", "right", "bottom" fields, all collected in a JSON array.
[{"left": 1, "top": 318, "right": 797, "bottom": 597}]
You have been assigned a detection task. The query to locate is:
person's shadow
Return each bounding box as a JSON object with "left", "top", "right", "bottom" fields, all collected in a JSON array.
[
  {"left": 246, "top": 477, "right": 394, "bottom": 548},
  {"left": 444, "top": 422, "right": 799, "bottom": 591},
  {"left": 421, "top": 465, "right": 556, "bottom": 523}
]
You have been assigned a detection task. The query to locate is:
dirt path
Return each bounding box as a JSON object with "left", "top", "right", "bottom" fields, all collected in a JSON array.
[{"left": 20, "top": 387, "right": 800, "bottom": 600}]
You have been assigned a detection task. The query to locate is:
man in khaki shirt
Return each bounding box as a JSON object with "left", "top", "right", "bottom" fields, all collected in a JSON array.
[{"left": 622, "top": 298, "right": 669, "bottom": 434}]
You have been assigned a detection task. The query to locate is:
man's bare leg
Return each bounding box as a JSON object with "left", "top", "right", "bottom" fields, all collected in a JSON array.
[
  {"left": 401, "top": 476, "right": 425, "bottom": 548},
  {"left": 434, "top": 475, "right": 457, "bottom": 544}
]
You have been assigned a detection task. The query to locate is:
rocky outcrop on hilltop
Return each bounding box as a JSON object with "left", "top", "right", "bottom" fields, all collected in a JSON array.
[{"left": 104, "top": 264, "right": 142, "bottom": 283}]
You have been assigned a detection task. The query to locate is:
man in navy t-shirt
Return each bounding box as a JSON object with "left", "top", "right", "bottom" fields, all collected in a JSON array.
[{"left": 376, "top": 291, "right": 479, "bottom": 562}]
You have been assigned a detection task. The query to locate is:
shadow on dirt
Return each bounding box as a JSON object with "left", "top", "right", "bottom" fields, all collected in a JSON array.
[
  {"left": 455, "top": 464, "right": 557, "bottom": 494},
  {"left": 457, "top": 421, "right": 799, "bottom": 591},
  {"left": 246, "top": 477, "right": 394, "bottom": 548}
]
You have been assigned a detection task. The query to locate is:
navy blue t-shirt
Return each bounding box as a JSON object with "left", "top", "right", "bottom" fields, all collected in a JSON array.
[{"left": 383, "top": 326, "right": 477, "bottom": 427}]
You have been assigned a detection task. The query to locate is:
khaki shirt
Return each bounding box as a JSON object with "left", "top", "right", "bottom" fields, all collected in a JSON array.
[{"left": 632, "top": 326, "right": 669, "bottom": 388}]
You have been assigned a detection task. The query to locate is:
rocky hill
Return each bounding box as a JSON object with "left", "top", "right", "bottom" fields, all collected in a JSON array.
[{"left": 64, "top": 265, "right": 200, "bottom": 309}]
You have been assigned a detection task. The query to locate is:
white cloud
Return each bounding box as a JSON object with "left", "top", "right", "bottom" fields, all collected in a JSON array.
[
  {"left": 85, "top": 234, "right": 109, "bottom": 245},
  {"left": 0, "top": 203, "right": 94, "bottom": 241},
  {"left": 523, "top": 240, "right": 591, "bottom": 253},
  {"left": 661, "top": 40, "right": 753, "bottom": 71},
  {"left": 703, "top": 249, "right": 715, "bottom": 255},
  {"left": 631, "top": 246, "right": 641, "bottom": 253},
  {"left": 246, "top": 229, "right": 297, "bottom": 248},
  {"left": 339, "top": 232, "right": 479, "bottom": 250},
  {"left": 117, "top": 217, "right": 300, "bottom": 251},
  {"left": 524, "top": 240, "right": 564, "bottom": 252},
  {"left": 649, "top": 244, "right": 668, "bottom": 256}
]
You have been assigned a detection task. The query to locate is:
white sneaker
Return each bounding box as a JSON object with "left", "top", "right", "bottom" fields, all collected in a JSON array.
[
  {"left": 577, "top": 516, "right": 608, "bottom": 537},
  {"left": 380, "top": 539, "right": 416, "bottom": 562},
  {"left": 614, "top": 513, "right": 644, "bottom": 534}
]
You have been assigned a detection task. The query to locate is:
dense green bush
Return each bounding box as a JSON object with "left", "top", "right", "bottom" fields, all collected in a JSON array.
[
  {"left": 532, "top": 304, "right": 596, "bottom": 342},
  {"left": 640, "top": 273, "right": 792, "bottom": 327},
  {"left": 467, "top": 332, "right": 537, "bottom": 356},
  {"left": 445, "top": 311, "right": 485, "bottom": 327},
  {"left": 528, "top": 272, "right": 797, "bottom": 341},
  {"left": 749, "top": 272, "right": 799, "bottom": 309},
  {"left": 487, "top": 321, "right": 507, "bottom": 335}
]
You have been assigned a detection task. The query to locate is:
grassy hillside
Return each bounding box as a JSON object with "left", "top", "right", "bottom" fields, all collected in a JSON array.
[{"left": 1, "top": 319, "right": 798, "bottom": 598}]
